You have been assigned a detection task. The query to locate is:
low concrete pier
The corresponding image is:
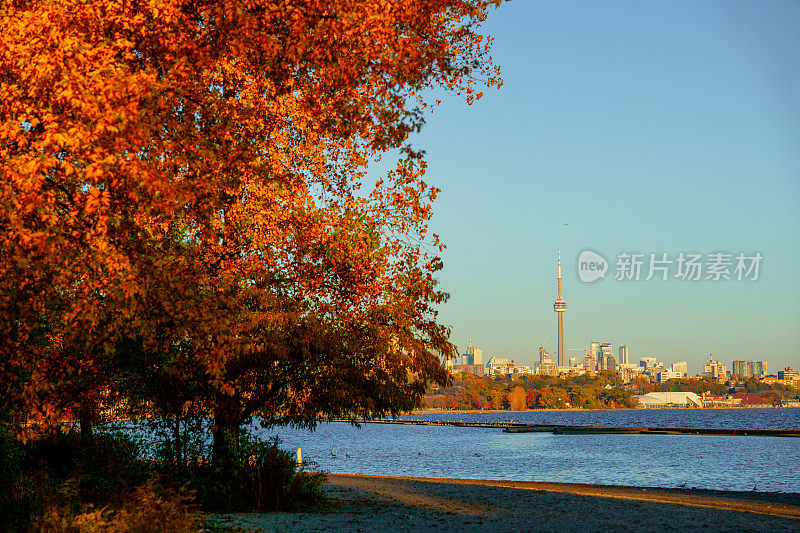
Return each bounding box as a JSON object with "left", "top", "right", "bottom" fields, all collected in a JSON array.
[
  {"left": 503, "top": 424, "right": 800, "bottom": 437},
  {"left": 340, "top": 418, "right": 800, "bottom": 437}
]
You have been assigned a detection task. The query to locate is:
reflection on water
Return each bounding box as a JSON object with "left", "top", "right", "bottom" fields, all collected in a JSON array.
[{"left": 254, "top": 409, "right": 800, "bottom": 493}]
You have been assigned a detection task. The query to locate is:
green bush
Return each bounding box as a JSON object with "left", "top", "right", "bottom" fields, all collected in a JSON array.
[
  {"left": 75, "top": 433, "right": 150, "bottom": 505},
  {"left": 0, "top": 429, "right": 44, "bottom": 531},
  {"left": 0, "top": 426, "right": 325, "bottom": 529},
  {"left": 0, "top": 430, "right": 153, "bottom": 531},
  {"left": 238, "top": 436, "right": 326, "bottom": 511},
  {"left": 186, "top": 435, "right": 326, "bottom": 513}
]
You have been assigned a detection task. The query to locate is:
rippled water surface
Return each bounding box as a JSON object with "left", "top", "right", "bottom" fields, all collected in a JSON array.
[{"left": 253, "top": 409, "right": 800, "bottom": 493}]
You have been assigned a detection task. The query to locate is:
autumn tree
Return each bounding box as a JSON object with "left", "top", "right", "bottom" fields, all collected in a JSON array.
[
  {"left": 0, "top": 0, "right": 502, "bottom": 467},
  {"left": 507, "top": 386, "right": 526, "bottom": 411}
]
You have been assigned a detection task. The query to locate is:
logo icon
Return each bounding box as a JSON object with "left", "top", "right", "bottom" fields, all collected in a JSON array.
[{"left": 578, "top": 250, "right": 608, "bottom": 283}]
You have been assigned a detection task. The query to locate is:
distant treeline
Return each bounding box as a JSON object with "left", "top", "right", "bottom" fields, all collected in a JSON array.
[{"left": 424, "top": 372, "right": 798, "bottom": 410}]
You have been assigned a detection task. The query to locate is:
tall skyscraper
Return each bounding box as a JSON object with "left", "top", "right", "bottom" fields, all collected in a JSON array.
[
  {"left": 553, "top": 250, "right": 567, "bottom": 366},
  {"left": 463, "top": 339, "right": 482, "bottom": 366},
  {"left": 599, "top": 342, "right": 615, "bottom": 371},
  {"left": 618, "top": 345, "right": 628, "bottom": 365},
  {"left": 589, "top": 342, "right": 601, "bottom": 359}
]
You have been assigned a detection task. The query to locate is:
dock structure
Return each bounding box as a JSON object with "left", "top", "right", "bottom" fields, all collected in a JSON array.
[{"left": 339, "top": 418, "right": 800, "bottom": 438}]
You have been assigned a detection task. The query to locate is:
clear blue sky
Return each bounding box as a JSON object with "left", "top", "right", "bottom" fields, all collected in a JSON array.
[{"left": 387, "top": 1, "right": 800, "bottom": 374}]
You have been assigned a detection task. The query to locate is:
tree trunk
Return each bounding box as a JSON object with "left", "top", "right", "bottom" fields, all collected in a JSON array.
[
  {"left": 79, "top": 403, "right": 93, "bottom": 450},
  {"left": 212, "top": 393, "right": 242, "bottom": 476}
]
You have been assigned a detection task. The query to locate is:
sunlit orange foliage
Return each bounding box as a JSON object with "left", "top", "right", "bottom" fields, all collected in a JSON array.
[
  {"left": 0, "top": 0, "right": 501, "bottom": 432},
  {"left": 507, "top": 386, "right": 526, "bottom": 411}
]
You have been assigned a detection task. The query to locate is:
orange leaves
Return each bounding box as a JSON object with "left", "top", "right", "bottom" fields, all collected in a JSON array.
[
  {"left": 0, "top": 0, "right": 501, "bottom": 429},
  {"left": 82, "top": 187, "right": 110, "bottom": 216}
]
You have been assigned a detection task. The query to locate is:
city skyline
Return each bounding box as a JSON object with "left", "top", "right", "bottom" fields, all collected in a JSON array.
[
  {"left": 365, "top": 1, "right": 800, "bottom": 370},
  {"left": 456, "top": 337, "right": 778, "bottom": 379}
]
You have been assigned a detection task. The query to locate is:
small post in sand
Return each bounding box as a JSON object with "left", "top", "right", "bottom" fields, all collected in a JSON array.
[{"left": 296, "top": 447, "right": 302, "bottom": 466}]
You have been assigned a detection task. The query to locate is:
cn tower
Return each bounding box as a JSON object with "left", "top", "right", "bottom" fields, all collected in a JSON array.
[{"left": 553, "top": 249, "right": 567, "bottom": 367}]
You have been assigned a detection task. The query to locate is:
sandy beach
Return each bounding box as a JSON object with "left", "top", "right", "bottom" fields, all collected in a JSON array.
[{"left": 213, "top": 474, "right": 800, "bottom": 532}]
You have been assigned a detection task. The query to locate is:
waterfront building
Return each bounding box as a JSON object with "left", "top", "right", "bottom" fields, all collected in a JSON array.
[
  {"left": 636, "top": 392, "right": 702, "bottom": 407},
  {"left": 731, "top": 359, "right": 766, "bottom": 378},
  {"left": 618, "top": 345, "right": 628, "bottom": 365},
  {"left": 701, "top": 394, "right": 742, "bottom": 408},
  {"left": 703, "top": 357, "right": 727, "bottom": 380},
  {"left": 778, "top": 367, "right": 799, "bottom": 382},
  {"left": 553, "top": 250, "right": 567, "bottom": 367},
  {"left": 671, "top": 361, "right": 688, "bottom": 376}
]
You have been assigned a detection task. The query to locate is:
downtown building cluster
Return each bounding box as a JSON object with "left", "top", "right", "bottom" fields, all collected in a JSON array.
[
  {"left": 447, "top": 341, "right": 798, "bottom": 389},
  {"left": 445, "top": 251, "right": 798, "bottom": 388}
]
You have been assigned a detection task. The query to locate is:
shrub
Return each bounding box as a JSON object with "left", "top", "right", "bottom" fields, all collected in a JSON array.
[
  {"left": 187, "top": 435, "right": 326, "bottom": 513},
  {"left": 74, "top": 432, "right": 150, "bottom": 505},
  {"left": 239, "top": 437, "right": 326, "bottom": 511},
  {"left": 0, "top": 430, "right": 153, "bottom": 531},
  {"left": 34, "top": 478, "right": 204, "bottom": 532}
]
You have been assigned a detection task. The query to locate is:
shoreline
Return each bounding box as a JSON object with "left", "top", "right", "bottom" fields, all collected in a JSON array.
[
  {"left": 409, "top": 405, "right": 795, "bottom": 415},
  {"left": 216, "top": 474, "right": 800, "bottom": 532},
  {"left": 325, "top": 474, "right": 800, "bottom": 517}
]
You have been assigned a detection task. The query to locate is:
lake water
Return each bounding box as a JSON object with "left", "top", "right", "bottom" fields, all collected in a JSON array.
[{"left": 252, "top": 409, "right": 800, "bottom": 493}]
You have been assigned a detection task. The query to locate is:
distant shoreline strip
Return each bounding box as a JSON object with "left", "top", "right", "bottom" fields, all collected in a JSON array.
[{"left": 331, "top": 419, "right": 800, "bottom": 437}]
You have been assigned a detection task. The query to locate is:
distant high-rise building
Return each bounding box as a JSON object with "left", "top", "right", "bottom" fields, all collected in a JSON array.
[
  {"left": 540, "top": 360, "right": 559, "bottom": 376},
  {"left": 589, "top": 342, "right": 601, "bottom": 360},
  {"left": 703, "top": 356, "right": 727, "bottom": 380},
  {"left": 553, "top": 250, "right": 567, "bottom": 367},
  {"left": 732, "top": 360, "right": 766, "bottom": 378},
  {"left": 539, "top": 345, "right": 551, "bottom": 365},
  {"left": 618, "top": 345, "right": 628, "bottom": 365},
  {"left": 671, "top": 361, "right": 688, "bottom": 376},
  {"left": 640, "top": 357, "right": 658, "bottom": 370},
  {"left": 583, "top": 353, "right": 598, "bottom": 372},
  {"left": 462, "top": 340, "right": 483, "bottom": 366},
  {"left": 598, "top": 343, "right": 615, "bottom": 371}
]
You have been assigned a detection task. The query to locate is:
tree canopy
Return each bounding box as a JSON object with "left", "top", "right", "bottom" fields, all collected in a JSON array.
[{"left": 0, "top": 0, "right": 502, "bottom": 458}]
